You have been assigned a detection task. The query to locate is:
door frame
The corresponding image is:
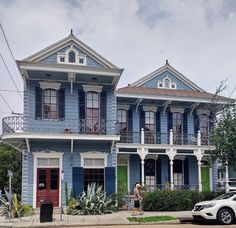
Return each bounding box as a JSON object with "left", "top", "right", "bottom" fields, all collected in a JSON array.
[{"left": 33, "top": 152, "right": 63, "bottom": 208}]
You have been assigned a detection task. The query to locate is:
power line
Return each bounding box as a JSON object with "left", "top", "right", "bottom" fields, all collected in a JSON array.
[
  {"left": 0, "top": 54, "right": 23, "bottom": 100},
  {"left": 0, "top": 23, "right": 22, "bottom": 86},
  {"left": 0, "top": 93, "right": 14, "bottom": 112},
  {"left": 0, "top": 89, "right": 23, "bottom": 93}
]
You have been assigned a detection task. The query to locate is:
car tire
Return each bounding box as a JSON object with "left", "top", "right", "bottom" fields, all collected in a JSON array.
[{"left": 217, "top": 208, "right": 235, "bottom": 225}]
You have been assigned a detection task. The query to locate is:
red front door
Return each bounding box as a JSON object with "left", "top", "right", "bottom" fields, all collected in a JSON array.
[{"left": 36, "top": 168, "right": 60, "bottom": 207}]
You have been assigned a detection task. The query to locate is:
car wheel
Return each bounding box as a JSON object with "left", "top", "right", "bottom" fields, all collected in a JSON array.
[{"left": 217, "top": 208, "right": 234, "bottom": 225}]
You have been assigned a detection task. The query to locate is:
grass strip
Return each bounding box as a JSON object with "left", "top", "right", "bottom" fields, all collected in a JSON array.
[{"left": 127, "top": 215, "right": 176, "bottom": 223}]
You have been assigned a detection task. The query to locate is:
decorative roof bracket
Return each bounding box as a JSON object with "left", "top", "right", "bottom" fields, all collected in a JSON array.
[
  {"left": 190, "top": 102, "right": 199, "bottom": 116},
  {"left": 135, "top": 98, "right": 143, "bottom": 112},
  {"left": 163, "top": 100, "right": 172, "bottom": 114}
]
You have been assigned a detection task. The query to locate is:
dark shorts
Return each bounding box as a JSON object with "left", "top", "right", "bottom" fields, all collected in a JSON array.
[{"left": 134, "top": 200, "right": 140, "bottom": 208}]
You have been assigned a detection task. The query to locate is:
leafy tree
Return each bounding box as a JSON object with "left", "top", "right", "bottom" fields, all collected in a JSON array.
[{"left": 0, "top": 143, "right": 22, "bottom": 195}]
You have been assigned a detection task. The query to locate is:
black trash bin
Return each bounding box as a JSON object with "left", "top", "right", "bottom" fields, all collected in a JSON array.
[{"left": 40, "top": 201, "right": 53, "bottom": 223}]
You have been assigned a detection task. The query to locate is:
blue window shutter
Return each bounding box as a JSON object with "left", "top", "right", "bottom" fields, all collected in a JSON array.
[
  {"left": 35, "top": 87, "right": 42, "bottom": 119},
  {"left": 58, "top": 88, "right": 65, "bottom": 120},
  {"left": 156, "top": 158, "right": 162, "bottom": 185},
  {"left": 72, "top": 167, "right": 84, "bottom": 197},
  {"left": 100, "top": 91, "right": 107, "bottom": 120},
  {"left": 167, "top": 111, "right": 172, "bottom": 131},
  {"left": 184, "top": 159, "right": 189, "bottom": 185},
  {"left": 194, "top": 111, "right": 199, "bottom": 134},
  {"left": 140, "top": 108, "right": 145, "bottom": 130},
  {"left": 105, "top": 167, "right": 115, "bottom": 195},
  {"left": 78, "top": 90, "right": 85, "bottom": 119},
  {"left": 168, "top": 159, "right": 170, "bottom": 182},
  {"left": 183, "top": 112, "right": 188, "bottom": 144},
  {"left": 128, "top": 109, "right": 133, "bottom": 131},
  {"left": 156, "top": 111, "right": 161, "bottom": 132}
]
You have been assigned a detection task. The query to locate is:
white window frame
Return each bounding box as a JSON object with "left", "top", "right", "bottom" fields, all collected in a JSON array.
[
  {"left": 33, "top": 151, "right": 63, "bottom": 208},
  {"left": 57, "top": 47, "right": 87, "bottom": 65},
  {"left": 80, "top": 152, "right": 108, "bottom": 168},
  {"left": 157, "top": 76, "right": 177, "bottom": 89}
]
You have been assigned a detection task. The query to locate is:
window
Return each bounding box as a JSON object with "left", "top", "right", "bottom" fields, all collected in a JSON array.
[
  {"left": 164, "top": 78, "right": 170, "bottom": 88},
  {"left": 59, "top": 56, "right": 65, "bottom": 62},
  {"left": 84, "top": 168, "right": 104, "bottom": 191},
  {"left": 199, "top": 114, "right": 209, "bottom": 145},
  {"left": 173, "top": 112, "right": 182, "bottom": 144},
  {"left": 43, "top": 89, "right": 58, "bottom": 119},
  {"left": 37, "top": 158, "right": 60, "bottom": 167},
  {"left": 79, "top": 58, "right": 84, "bottom": 64},
  {"left": 173, "top": 160, "right": 183, "bottom": 186},
  {"left": 86, "top": 92, "right": 99, "bottom": 133},
  {"left": 68, "top": 51, "right": 76, "bottom": 63},
  {"left": 84, "top": 158, "right": 104, "bottom": 168},
  {"left": 157, "top": 77, "right": 177, "bottom": 89},
  {"left": 117, "top": 109, "right": 127, "bottom": 132},
  {"left": 145, "top": 111, "right": 155, "bottom": 143}
]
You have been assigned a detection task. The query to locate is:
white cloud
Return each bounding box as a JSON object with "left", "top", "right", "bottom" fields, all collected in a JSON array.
[{"left": 0, "top": 0, "right": 236, "bottom": 125}]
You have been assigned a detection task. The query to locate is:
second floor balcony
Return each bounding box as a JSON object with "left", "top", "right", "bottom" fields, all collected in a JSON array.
[
  {"left": 119, "top": 129, "right": 213, "bottom": 146},
  {"left": 2, "top": 115, "right": 118, "bottom": 135}
]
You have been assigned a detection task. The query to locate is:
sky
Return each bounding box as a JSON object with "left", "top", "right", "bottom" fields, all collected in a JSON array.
[{"left": 0, "top": 0, "right": 236, "bottom": 124}]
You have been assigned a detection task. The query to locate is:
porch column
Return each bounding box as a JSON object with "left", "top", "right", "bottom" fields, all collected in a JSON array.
[
  {"left": 225, "top": 162, "right": 229, "bottom": 193},
  {"left": 141, "top": 159, "right": 145, "bottom": 185},
  {"left": 170, "top": 159, "right": 174, "bottom": 190},
  {"left": 198, "top": 160, "right": 202, "bottom": 192}
]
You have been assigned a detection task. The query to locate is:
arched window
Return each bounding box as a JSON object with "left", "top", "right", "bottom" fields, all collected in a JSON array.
[
  {"left": 86, "top": 92, "right": 99, "bottom": 133},
  {"left": 164, "top": 78, "right": 170, "bottom": 88},
  {"left": 43, "top": 89, "right": 58, "bottom": 119},
  {"left": 117, "top": 109, "right": 127, "bottom": 132},
  {"left": 68, "top": 51, "right": 76, "bottom": 63}
]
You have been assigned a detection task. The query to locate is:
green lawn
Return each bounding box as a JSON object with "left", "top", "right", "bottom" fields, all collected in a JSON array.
[{"left": 127, "top": 215, "right": 176, "bottom": 223}]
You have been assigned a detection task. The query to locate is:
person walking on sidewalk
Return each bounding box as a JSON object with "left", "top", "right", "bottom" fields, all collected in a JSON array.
[{"left": 132, "top": 183, "right": 143, "bottom": 215}]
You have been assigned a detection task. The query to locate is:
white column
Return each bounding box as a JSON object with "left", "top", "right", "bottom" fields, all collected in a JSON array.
[
  {"left": 170, "top": 160, "right": 174, "bottom": 190},
  {"left": 198, "top": 160, "right": 202, "bottom": 192},
  {"left": 141, "top": 128, "right": 144, "bottom": 144},
  {"left": 225, "top": 163, "right": 229, "bottom": 193},
  {"left": 141, "top": 159, "right": 145, "bottom": 185},
  {"left": 197, "top": 130, "right": 201, "bottom": 146},
  {"left": 170, "top": 129, "right": 173, "bottom": 145}
]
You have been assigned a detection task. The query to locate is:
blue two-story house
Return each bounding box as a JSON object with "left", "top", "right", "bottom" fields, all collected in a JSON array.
[{"left": 1, "top": 33, "right": 227, "bottom": 208}]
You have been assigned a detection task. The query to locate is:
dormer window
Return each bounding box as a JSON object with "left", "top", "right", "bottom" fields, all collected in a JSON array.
[
  {"left": 157, "top": 76, "right": 177, "bottom": 89},
  {"left": 68, "top": 51, "right": 76, "bottom": 63},
  {"left": 57, "top": 47, "right": 87, "bottom": 65}
]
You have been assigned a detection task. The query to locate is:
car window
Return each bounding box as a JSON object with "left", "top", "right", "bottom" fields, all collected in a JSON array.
[{"left": 214, "top": 192, "right": 236, "bottom": 200}]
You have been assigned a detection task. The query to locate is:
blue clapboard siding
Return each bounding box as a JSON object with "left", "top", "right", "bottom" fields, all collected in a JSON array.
[
  {"left": 141, "top": 70, "right": 193, "bottom": 90},
  {"left": 129, "top": 154, "right": 140, "bottom": 192}
]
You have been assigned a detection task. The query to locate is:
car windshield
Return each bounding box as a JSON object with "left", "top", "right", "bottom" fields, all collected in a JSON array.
[{"left": 214, "top": 192, "right": 236, "bottom": 200}]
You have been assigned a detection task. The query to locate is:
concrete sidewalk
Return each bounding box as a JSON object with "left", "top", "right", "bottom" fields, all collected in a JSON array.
[{"left": 0, "top": 210, "right": 192, "bottom": 227}]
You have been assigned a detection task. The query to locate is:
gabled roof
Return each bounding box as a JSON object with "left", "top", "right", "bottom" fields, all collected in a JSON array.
[
  {"left": 23, "top": 33, "right": 118, "bottom": 69},
  {"left": 117, "top": 86, "right": 229, "bottom": 104},
  {"left": 131, "top": 60, "right": 204, "bottom": 92}
]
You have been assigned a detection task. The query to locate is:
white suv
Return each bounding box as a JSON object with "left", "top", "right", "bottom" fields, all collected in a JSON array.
[{"left": 192, "top": 192, "right": 236, "bottom": 225}]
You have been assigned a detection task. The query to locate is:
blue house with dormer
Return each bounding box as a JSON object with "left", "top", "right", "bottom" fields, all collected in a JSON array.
[{"left": 1, "top": 33, "right": 227, "bottom": 208}]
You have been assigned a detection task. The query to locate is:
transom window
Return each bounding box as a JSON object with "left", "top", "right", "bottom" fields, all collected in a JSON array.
[
  {"left": 68, "top": 51, "right": 76, "bottom": 63},
  {"left": 43, "top": 89, "right": 58, "bottom": 119},
  {"left": 86, "top": 92, "right": 99, "bottom": 132},
  {"left": 84, "top": 158, "right": 104, "bottom": 168},
  {"left": 145, "top": 111, "right": 155, "bottom": 131},
  {"left": 117, "top": 109, "right": 127, "bottom": 132},
  {"left": 37, "top": 158, "right": 60, "bottom": 167}
]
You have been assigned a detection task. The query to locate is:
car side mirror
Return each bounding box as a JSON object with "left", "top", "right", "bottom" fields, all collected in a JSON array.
[{"left": 233, "top": 197, "right": 236, "bottom": 201}]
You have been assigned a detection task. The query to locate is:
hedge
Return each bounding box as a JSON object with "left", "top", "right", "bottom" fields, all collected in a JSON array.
[{"left": 141, "top": 190, "right": 224, "bottom": 211}]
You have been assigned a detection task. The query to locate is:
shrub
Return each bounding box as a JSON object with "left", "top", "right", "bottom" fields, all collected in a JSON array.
[
  {"left": 142, "top": 190, "right": 223, "bottom": 211},
  {"left": 67, "top": 182, "right": 115, "bottom": 215}
]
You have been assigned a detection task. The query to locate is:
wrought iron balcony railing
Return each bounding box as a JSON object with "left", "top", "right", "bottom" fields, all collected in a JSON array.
[
  {"left": 2, "top": 116, "right": 118, "bottom": 135},
  {"left": 172, "top": 133, "right": 197, "bottom": 145}
]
